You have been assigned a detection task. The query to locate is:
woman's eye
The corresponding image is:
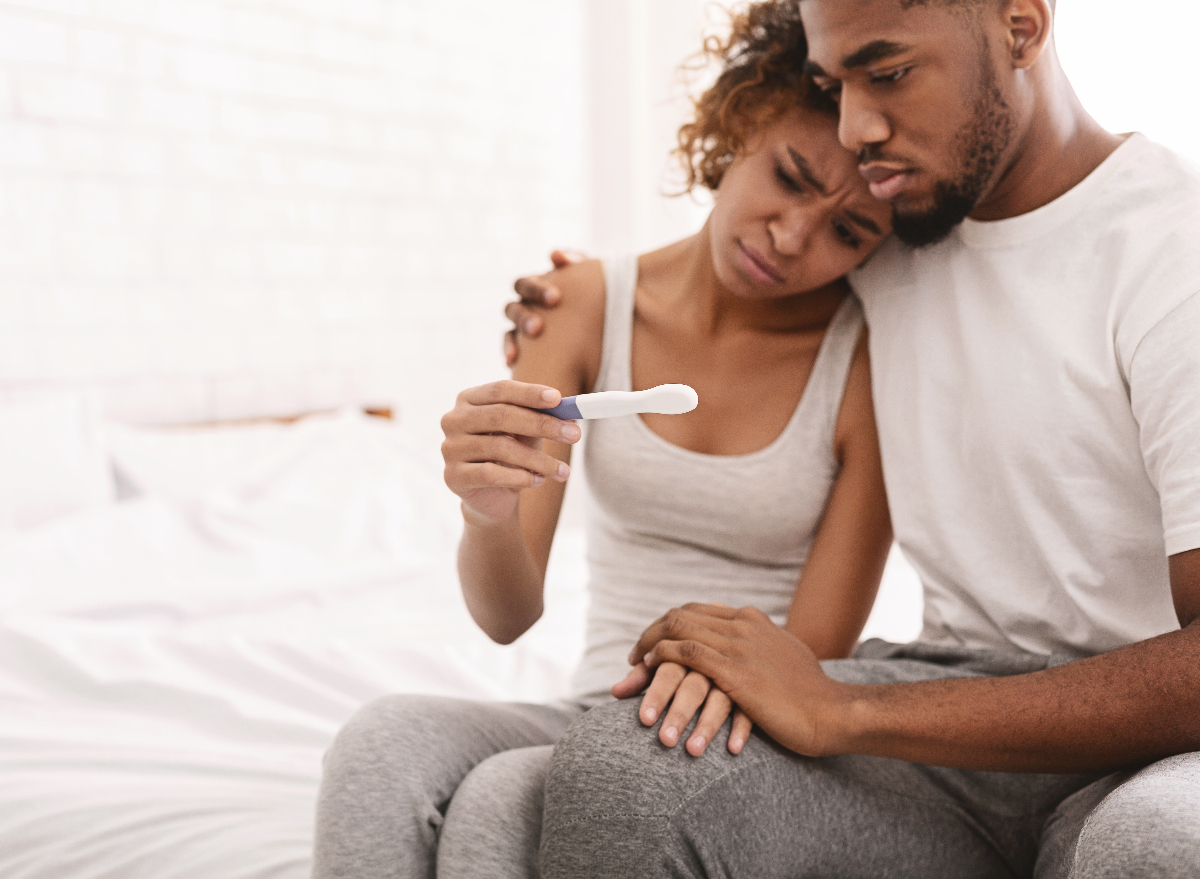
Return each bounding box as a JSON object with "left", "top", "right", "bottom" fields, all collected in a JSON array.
[
  {"left": 833, "top": 220, "right": 861, "bottom": 249},
  {"left": 775, "top": 165, "right": 802, "bottom": 192}
]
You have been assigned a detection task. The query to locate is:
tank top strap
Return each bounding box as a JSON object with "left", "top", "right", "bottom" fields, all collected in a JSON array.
[
  {"left": 786, "top": 292, "right": 865, "bottom": 452},
  {"left": 594, "top": 254, "right": 639, "bottom": 394}
]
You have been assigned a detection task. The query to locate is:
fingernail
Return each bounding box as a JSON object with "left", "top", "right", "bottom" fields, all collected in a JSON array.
[
  {"left": 663, "top": 726, "right": 678, "bottom": 744},
  {"left": 532, "top": 474, "right": 545, "bottom": 486},
  {"left": 523, "top": 319, "right": 537, "bottom": 334},
  {"left": 627, "top": 650, "right": 637, "bottom": 664},
  {"left": 556, "top": 462, "right": 570, "bottom": 479},
  {"left": 540, "top": 388, "right": 558, "bottom": 403},
  {"left": 642, "top": 707, "right": 657, "bottom": 723},
  {"left": 729, "top": 737, "right": 743, "bottom": 753},
  {"left": 560, "top": 423, "right": 580, "bottom": 442},
  {"left": 690, "top": 736, "right": 705, "bottom": 753}
]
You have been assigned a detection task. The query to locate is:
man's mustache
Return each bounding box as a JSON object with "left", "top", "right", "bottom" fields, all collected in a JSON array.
[{"left": 857, "top": 147, "right": 909, "bottom": 167}]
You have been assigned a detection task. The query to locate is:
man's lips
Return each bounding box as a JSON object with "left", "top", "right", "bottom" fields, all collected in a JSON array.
[
  {"left": 737, "top": 242, "right": 784, "bottom": 285},
  {"left": 859, "top": 163, "right": 914, "bottom": 201}
]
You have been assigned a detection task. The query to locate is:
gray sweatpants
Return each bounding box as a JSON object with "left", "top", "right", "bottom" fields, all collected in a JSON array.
[
  {"left": 313, "top": 642, "right": 1200, "bottom": 878},
  {"left": 311, "top": 694, "right": 584, "bottom": 879},
  {"left": 540, "top": 640, "right": 1200, "bottom": 878}
]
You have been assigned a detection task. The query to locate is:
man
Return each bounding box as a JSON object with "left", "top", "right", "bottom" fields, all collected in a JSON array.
[{"left": 506, "top": 0, "right": 1200, "bottom": 875}]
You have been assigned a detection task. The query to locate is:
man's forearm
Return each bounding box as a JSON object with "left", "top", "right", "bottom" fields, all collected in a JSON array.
[{"left": 834, "top": 624, "right": 1200, "bottom": 773}]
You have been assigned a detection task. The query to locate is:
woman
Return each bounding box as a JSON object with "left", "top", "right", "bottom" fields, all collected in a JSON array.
[{"left": 312, "top": 4, "right": 893, "bottom": 877}]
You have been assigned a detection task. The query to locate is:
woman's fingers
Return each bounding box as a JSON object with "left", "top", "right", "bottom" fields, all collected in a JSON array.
[
  {"left": 444, "top": 384, "right": 581, "bottom": 449},
  {"left": 455, "top": 433, "right": 570, "bottom": 479},
  {"left": 611, "top": 662, "right": 653, "bottom": 700},
  {"left": 638, "top": 662, "right": 687, "bottom": 726},
  {"left": 658, "top": 670, "right": 711, "bottom": 749},
  {"left": 686, "top": 688, "right": 734, "bottom": 757},
  {"left": 458, "top": 379, "right": 560, "bottom": 410},
  {"left": 441, "top": 380, "right": 582, "bottom": 522},
  {"left": 728, "top": 708, "right": 754, "bottom": 755}
]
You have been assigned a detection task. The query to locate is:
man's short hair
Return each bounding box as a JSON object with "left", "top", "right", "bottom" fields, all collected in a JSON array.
[{"left": 899, "top": 0, "right": 1055, "bottom": 10}]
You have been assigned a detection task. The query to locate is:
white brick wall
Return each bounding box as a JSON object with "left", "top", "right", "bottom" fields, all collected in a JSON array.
[
  {"left": 0, "top": 0, "right": 590, "bottom": 450},
  {"left": 6, "top": 0, "right": 1190, "bottom": 455}
]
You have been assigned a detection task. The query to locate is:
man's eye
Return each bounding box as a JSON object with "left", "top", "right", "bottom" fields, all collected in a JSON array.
[
  {"left": 870, "top": 67, "right": 909, "bottom": 85},
  {"left": 813, "top": 79, "right": 842, "bottom": 99}
]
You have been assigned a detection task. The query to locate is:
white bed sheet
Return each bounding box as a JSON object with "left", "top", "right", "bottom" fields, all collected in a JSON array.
[
  {"left": 0, "top": 411, "right": 587, "bottom": 879},
  {"left": 0, "top": 408, "right": 920, "bottom": 878}
]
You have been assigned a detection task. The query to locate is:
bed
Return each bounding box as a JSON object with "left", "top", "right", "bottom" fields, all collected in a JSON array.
[{"left": 0, "top": 398, "right": 920, "bottom": 878}]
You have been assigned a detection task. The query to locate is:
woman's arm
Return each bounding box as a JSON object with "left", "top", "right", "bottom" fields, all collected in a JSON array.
[
  {"left": 785, "top": 329, "right": 892, "bottom": 658},
  {"left": 442, "top": 260, "right": 605, "bottom": 644}
]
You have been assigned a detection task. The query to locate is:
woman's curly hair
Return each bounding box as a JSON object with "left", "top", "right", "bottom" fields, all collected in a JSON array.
[{"left": 675, "top": 1, "right": 836, "bottom": 193}]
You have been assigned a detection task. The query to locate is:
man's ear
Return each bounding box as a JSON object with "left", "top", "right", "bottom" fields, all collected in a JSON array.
[{"left": 999, "top": 0, "right": 1053, "bottom": 70}]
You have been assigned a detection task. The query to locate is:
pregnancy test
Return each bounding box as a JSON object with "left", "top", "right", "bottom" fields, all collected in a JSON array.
[{"left": 538, "top": 384, "right": 698, "bottom": 420}]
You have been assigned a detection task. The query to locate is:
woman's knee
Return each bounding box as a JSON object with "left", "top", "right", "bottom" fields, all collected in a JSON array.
[
  {"left": 438, "top": 746, "right": 554, "bottom": 879},
  {"left": 1070, "top": 753, "right": 1200, "bottom": 879},
  {"left": 539, "top": 698, "right": 763, "bottom": 877},
  {"left": 324, "top": 694, "right": 443, "bottom": 771}
]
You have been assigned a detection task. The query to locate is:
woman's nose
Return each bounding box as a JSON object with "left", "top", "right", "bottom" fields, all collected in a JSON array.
[{"left": 769, "top": 207, "right": 816, "bottom": 257}]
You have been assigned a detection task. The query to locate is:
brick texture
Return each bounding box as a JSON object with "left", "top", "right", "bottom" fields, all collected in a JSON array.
[{"left": 0, "top": 0, "right": 588, "bottom": 447}]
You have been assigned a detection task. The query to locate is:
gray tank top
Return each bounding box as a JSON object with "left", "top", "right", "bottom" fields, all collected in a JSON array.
[{"left": 570, "top": 254, "right": 866, "bottom": 703}]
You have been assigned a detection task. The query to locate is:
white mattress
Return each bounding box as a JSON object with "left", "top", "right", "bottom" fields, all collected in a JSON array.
[{"left": 0, "top": 410, "right": 588, "bottom": 879}]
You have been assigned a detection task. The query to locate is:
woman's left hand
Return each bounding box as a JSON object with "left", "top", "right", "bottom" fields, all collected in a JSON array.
[{"left": 611, "top": 661, "right": 755, "bottom": 756}]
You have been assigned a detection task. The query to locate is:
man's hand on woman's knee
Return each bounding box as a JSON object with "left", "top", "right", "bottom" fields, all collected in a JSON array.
[{"left": 611, "top": 660, "right": 754, "bottom": 756}]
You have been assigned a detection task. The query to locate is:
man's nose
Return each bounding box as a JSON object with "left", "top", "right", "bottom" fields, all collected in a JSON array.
[{"left": 837, "top": 88, "right": 891, "bottom": 154}]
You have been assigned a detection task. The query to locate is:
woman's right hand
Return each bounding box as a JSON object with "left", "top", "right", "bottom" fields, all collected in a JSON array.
[
  {"left": 612, "top": 661, "right": 755, "bottom": 757},
  {"left": 441, "top": 380, "right": 581, "bottom": 524}
]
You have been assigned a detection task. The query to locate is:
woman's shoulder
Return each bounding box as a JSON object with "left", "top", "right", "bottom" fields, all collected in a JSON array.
[
  {"left": 545, "top": 258, "right": 606, "bottom": 323},
  {"left": 512, "top": 258, "right": 607, "bottom": 394}
]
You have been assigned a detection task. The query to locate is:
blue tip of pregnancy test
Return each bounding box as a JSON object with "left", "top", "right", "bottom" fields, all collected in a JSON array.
[{"left": 538, "top": 396, "right": 582, "bottom": 420}]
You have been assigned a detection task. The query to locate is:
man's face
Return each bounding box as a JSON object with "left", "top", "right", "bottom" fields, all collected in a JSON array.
[{"left": 801, "top": 0, "right": 1018, "bottom": 247}]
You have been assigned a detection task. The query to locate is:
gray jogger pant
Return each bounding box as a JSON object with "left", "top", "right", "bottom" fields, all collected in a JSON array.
[
  {"left": 311, "top": 694, "right": 584, "bottom": 879},
  {"left": 539, "top": 640, "right": 1200, "bottom": 878}
]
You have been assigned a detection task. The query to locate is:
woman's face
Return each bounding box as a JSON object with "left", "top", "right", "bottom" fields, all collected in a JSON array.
[{"left": 708, "top": 104, "right": 892, "bottom": 299}]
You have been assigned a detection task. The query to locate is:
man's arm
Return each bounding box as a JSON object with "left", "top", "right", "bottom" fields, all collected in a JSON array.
[{"left": 630, "top": 546, "right": 1200, "bottom": 773}]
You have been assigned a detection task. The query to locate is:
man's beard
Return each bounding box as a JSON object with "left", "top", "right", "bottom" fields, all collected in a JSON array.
[{"left": 890, "top": 70, "right": 1016, "bottom": 248}]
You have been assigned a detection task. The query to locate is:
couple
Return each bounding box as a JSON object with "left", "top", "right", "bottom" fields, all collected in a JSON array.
[{"left": 315, "top": 0, "right": 1200, "bottom": 876}]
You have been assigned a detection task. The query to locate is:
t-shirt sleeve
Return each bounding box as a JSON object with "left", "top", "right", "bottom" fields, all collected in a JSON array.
[{"left": 1130, "top": 289, "right": 1200, "bottom": 556}]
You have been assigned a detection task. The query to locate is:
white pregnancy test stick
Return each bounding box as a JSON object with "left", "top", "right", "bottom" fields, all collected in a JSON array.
[{"left": 538, "top": 384, "right": 698, "bottom": 420}]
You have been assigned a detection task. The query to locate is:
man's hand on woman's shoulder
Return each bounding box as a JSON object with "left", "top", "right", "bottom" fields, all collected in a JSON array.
[{"left": 504, "top": 249, "right": 585, "bottom": 366}]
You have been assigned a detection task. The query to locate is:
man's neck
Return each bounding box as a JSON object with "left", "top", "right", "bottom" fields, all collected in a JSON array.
[{"left": 970, "top": 55, "right": 1125, "bottom": 222}]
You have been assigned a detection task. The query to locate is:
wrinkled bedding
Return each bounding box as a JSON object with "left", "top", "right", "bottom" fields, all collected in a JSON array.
[{"left": 0, "top": 411, "right": 587, "bottom": 879}]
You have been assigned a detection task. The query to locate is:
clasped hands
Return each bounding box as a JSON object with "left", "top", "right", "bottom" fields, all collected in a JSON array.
[{"left": 617, "top": 602, "right": 852, "bottom": 759}]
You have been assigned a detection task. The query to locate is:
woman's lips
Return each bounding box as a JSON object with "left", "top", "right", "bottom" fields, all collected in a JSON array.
[
  {"left": 860, "top": 164, "right": 914, "bottom": 201},
  {"left": 737, "top": 242, "right": 784, "bottom": 285}
]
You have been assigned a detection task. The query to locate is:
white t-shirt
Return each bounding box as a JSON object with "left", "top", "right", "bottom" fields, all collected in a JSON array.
[{"left": 852, "top": 133, "right": 1200, "bottom": 657}]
